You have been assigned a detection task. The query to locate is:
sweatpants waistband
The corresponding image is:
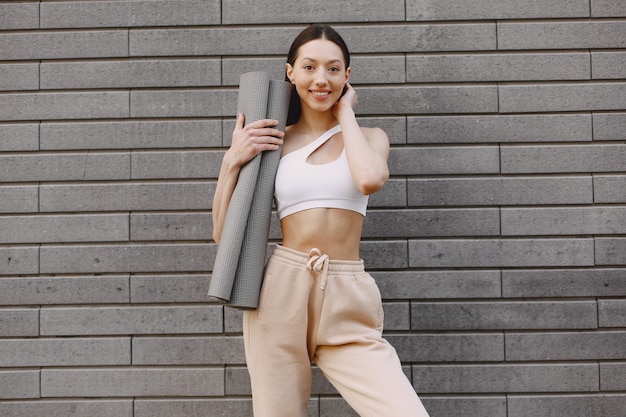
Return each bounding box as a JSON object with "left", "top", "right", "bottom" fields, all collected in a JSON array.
[{"left": 272, "top": 245, "right": 365, "bottom": 273}]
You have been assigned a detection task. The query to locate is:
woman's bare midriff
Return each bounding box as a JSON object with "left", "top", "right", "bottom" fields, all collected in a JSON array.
[{"left": 280, "top": 208, "right": 364, "bottom": 260}]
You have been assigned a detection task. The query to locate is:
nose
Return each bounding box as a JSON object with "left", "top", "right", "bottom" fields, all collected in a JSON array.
[{"left": 314, "top": 68, "right": 328, "bottom": 85}]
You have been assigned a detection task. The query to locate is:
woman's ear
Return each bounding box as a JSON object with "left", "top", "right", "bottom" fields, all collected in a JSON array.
[
  {"left": 286, "top": 63, "right": 295, "bottom": 84},
  {"left": 345, "top": 67, "right": 351, "bottom": 84}
]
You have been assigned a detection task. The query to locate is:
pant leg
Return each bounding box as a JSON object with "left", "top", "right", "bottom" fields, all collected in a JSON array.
[
  {"left": 314, "top": 269, "right": 430, "bottom": 417},
  {"left": 242, "top": 250, "right": 315, "bottom": 417}
]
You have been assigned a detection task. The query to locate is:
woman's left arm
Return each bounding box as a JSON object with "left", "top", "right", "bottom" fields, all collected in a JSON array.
[{"left": 333, "top": 83, "right": 390, "bottom": 195}]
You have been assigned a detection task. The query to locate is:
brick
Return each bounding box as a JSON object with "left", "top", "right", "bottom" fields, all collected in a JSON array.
[
  {"left": 408, "top": 114, "right": 592, "bottom": 143},
  {"left": 39, "top": 182, "right": 213, "bottom": 212},
  {"left": 0, "top": 400, "right": 133, "bottom": 417},
  {"left": 363, "top": 208, "right": 500, "bottom": 238},
  {"left": 407, "top": 53, "right": 589, "bottom": 82},
  {"left": 222, "top": 58, "right": 288, "bottom": 86},
  {"left": 224, "top": 367, "right": 251, "bottom": 395},
  {"left": 0, "top": 338, "right": 130, "bottom": 367},
  {"left": 0, "top": 214, "right": 129, "bottom": 244},
  {"left": 507, "top": 331, "right": 626, "bottom": 361},
  {"left": 592, "top": 0, "right": 626, "bottom": 16},
  {"left": 601, "top": 363, "right": 626, "bottom": 391},
  {"left": 411, "top": 301, "right": 597, "bottom": 330},
  {"left": 508, "top": 394, "right": 626, "bottom": 417},
  {"left": 0, "top": 371, "right": 40, "bottom": 399},
  {"left": 0, "top": 186, "right": 39, "bottom": 213},
  {"left": 0, "top": 123, "right": 39, "bottom": 151},
  {"left": 0, "top": 308, "right": 39, "bottom": 337},
  {"left": 594, "top": 175, "right": 626, "bottom": 203},
  {"left": 130, "top": 27, "right": 301, "bottom": 57},
  {"left": 373, "top": 270, "right": 502, "bottom": 299},
  {"left": 41, "top": 59, "right": 220, "bottom": 89},
  {"left": 40, "top": 243, "right": 214, "bottom": 274},
  {"left": 422, "top": 396, "right": 506, "bottom": 417},
  {"left": 135, "top": 399, "right": 252, "bottom": 417},
  {"left": 498, "top": 21, "right": 626, "bottom": 50},
  {"left": 502, "top": 207, "right": 626, "bottom": 236},
  {"left": 407, "top": 177, "right": 593, "bottom": 206},
  {"left": 502, "top": 144, "right": 626, "bottom": 173},
  {"left": 596, "top": 238, "right": 626, "bottom": 265},
  {"left": 0, "top": 246, "right": 39, "bottom": 275},
  {"left": 0, "top": 3, "right": 39, "bottom": 29},
  {"left": 412, "top": 364, "right": 599, "bottom": 393},
  {"left": 0, "top": 31, "right": 128, "bottom": 61},
  {"left": 0, "top": 276, "right": 129, "bottom": 305},
  {"left": 382, "top": 302, "right": 410, "bottom": 330},
  {"left": 409, "top": 238, "right": 594, "bottom": 268},
  {"left": 407, "top": 0, "right": 590, "bottom": 20},
  {"left": 222, "top": 55, "right": 405, "bottom": 86},
  {"left": 41, "top": 0, "right": 219, "bottom": 28},
  {"left": 41, "top": 368, "right": 224, "bottom": 397},
  {"left": 131, "top": 89, "right": 237, "bottom": 118},
  {"left": 500, "top": 82, "right": 626, "bottom": 113},
  {"left": 367, "top": 178, "right": 406, "bottom": 207},
  {"left": 360, "top": 240, "right": 408, "bottom": 269},
  {"left": 599, "top": 299, "right": 626, "bottom": 327},
  {"left": 356, "top": 86, "right": 498, "bottom": 115},
  {"left": 131, "top": 213, "right": 211, "bottom": 241},
  {"left": 319, "top": 398, "right": 357, "bottom": 417},
  {"left": 338, "top": 24, "right": 496, "bottom": 52},
  {"left": 41, "top": 305, "right": 222, "bottom": 335},
  {"left": 592, "top": 52, "right": 626, "bottom": 79},
  {"left": 131, "top": 274, "right": 210, "bottom": 303},
  {"left": 357, "top": 117, "right": 407, "bottom": 145},
  {"left": 133, "top": 336, "right": 245, "bottom": 365},
  {"left": 224, "top": 308, "right": 244, "bottom": 333},
  {"left": 0, "top": 63, "right": 39, "bottom": 91},
  {"left": 390, "top": 146, "right": 499, "bottom": 175},
  {"left": 0, "top": 153, "right": 129, "bottom": 182},
  {"left": 503, "top": 269, "right": 626, "bottom": 298},
  {"left": 593, "top": 113, "right": 626, "bottom": 141},
  {"left": 132, "top": 151, "right": 222, "bottom": 179},
  {"left": 385, "top": 334, "right": 504, "bottom": 362},
  {"left": 41, "top": 1, "right": 131, "bottom": 28},
  {"left": 41, "top": 120, "right": 222, "bottom": 150},
  {"left": 223, "top": 0, "right": 404, "bottom": 24},
  {"left": 0, "top": 92, "right": 129, "bottom": 121}
]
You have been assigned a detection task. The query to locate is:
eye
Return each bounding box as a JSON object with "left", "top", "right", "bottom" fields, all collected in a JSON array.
[
  {"left": 329, "top": 66, "right": 341, "bottom": 72},
  {"left": 303, "top": 65, "right": 314, "bottom": 71}
]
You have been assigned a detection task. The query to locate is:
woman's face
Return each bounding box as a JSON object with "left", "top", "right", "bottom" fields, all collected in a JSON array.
[{"left": 286, "top": 38, "right": 350, "bottom": 114}]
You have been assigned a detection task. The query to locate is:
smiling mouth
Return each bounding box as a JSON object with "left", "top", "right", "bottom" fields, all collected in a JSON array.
[{"left": 311, "top": 91, "right": 331, "bottom": 97}]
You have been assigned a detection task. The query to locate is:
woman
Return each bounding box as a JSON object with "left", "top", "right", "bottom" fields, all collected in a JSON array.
[{"left": 212, "top": 24, "right": 430, "bottom": 417}]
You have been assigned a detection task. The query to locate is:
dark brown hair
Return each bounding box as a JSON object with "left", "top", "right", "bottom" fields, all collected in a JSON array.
[{"left": 285, "top": 24, "right": 351, "bottom": 125}]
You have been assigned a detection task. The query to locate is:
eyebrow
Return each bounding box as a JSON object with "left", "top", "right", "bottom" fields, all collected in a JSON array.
[{"left": 300, "top": 57, "right": 343, "bottom": 65}]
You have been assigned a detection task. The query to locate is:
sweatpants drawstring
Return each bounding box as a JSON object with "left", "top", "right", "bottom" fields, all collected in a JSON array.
[{"left": 306, "top": 248, "right": 330, "bottom": 290}]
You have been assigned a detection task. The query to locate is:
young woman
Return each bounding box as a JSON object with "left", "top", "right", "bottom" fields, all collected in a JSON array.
[{"left": 212, "top": 24, "right": 430, "bottom": 417}]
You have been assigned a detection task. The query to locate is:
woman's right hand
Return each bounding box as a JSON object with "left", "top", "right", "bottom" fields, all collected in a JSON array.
[{"left": 225, "top": 113, "right": 285, "bottom": 168}]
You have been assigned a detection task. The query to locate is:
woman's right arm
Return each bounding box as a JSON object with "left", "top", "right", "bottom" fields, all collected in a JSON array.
[{"left": 212, "top": 113, "right": 284, "bottom": 243}]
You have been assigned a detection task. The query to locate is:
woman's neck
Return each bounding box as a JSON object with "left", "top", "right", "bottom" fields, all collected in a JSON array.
[{"left": 295, "top": 108, "right": 338, "bottom": 136}]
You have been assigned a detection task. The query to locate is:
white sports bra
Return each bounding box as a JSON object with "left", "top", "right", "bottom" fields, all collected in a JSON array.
[{"left": 274, "top": 125, "right": 369, "bottom": 220}]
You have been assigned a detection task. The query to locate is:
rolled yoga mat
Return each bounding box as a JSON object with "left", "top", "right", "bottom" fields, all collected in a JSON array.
[{"left": 208, "top": 72, "right": 292, "bottom": 309}]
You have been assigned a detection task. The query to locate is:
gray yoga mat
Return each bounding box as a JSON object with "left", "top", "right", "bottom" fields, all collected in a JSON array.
[{"left": 208, "top": 72, "right": 292, "bottom": 309}]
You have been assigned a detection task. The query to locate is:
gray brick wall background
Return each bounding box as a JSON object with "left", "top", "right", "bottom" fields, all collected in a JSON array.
[{"left": 1, "top": 0, "right": 625, "bottom": 416}]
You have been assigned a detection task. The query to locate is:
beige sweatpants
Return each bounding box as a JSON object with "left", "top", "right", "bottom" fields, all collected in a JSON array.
[{"left": 243, "top": 245, "right": 430, "bottom": 417}]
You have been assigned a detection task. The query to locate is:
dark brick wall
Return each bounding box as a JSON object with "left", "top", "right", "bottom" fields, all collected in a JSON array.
[{"left": 1, "top": 1, "right": 625, "bottom": 416}]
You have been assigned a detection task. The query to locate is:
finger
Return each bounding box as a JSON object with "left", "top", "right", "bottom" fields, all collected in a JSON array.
[
  {"left": 249, "top": 118, "right": 280, "bottom": 129},
  {"left": 235, "top": 112, "right": 245, "bottom": 129}
]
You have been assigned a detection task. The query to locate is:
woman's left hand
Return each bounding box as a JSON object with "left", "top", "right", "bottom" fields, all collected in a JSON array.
[{"left": 332, "top": 82, "right": 357, "bottom": 120}]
